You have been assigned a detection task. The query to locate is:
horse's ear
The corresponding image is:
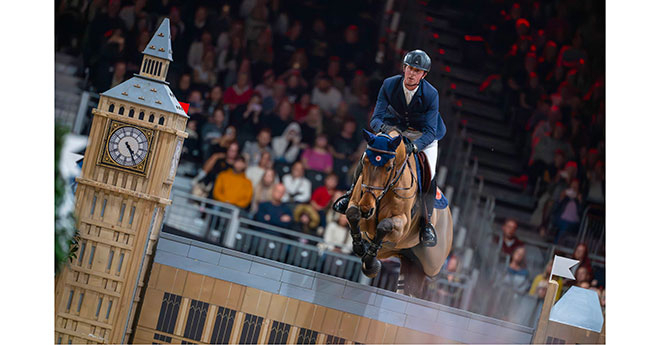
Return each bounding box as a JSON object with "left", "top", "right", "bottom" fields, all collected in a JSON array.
[
  {"left": 362, "top": 129, "right": 375, "bottom": 144},
  {"left": 389, "top": 135, "right": 403, "bottom": 151}
]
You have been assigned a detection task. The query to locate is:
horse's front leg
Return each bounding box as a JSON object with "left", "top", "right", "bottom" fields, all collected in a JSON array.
[
  {"left": 361, "top": 214, "right": 406, "bottom": 277},
  {"left": 346, "top": 176, "right": 366, "bottom": 257},
  {"left": 346, "top": 206, "right": 366, "bottom": 257}
]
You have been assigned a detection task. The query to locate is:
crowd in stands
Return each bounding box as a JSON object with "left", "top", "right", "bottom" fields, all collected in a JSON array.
[
  {"left": 491, "top": 0, "right": 605, "bottom": 245},
  {"left": 465, "top": 0, "right": 607, "bottom": 314},
  {"left": 55, "top": 0, "right": 400, "bottom": 256}
]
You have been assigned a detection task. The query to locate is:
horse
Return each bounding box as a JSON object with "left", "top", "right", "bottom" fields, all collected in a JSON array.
[{"left": 345, "top": 129, "right": 453, "bottom": 297}]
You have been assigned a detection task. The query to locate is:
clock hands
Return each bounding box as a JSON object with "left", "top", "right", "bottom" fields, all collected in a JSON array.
[{"left": 125, "top": 142, "right": 137, "bottom": 165}]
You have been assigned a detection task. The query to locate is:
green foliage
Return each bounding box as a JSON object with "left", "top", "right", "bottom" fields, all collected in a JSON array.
[{"left": 55, "top": 124, "right": 79, "bottom": 275}]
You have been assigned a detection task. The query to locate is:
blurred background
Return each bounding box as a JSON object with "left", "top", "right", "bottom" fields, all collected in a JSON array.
[{"left": 54, "top": 0, "right": 605, "bottom": 328}]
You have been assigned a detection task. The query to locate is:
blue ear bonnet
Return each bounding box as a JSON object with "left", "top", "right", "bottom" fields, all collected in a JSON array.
[{"left": 363, "top": 129, "right": 401, "bottom": 167}]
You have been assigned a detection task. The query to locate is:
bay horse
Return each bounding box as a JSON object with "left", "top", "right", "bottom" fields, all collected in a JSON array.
[{"left": 346, "top": 129, "right": 453, "bottom": 297}]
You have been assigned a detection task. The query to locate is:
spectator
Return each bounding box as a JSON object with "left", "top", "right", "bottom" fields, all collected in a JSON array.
[
  {"left": 528, "top": 122, "right": 574, "bottom": 189},
  {"left": 347, "top": 93, "right": 372, "bottom": 131},
  {"left": 293, "top": 204, "right": 321, "bottom": 236},
  {"left": 284, "top": 70, "right": 307, "bottom": 103},
  {"left": 109, "top": 61, "right": 127, "bottom": 89},
  {"left": 203, "top": 86, "right": 224, "bottom": 115},
  {"left": 192, "top": 50, "right": 217, "bottom": 90},
  {"left": 330, "top": 119, "right": 360, "bottom": 164},
  {"left": 187, "top": 30, "right": 214, "bottom": 70},
  {"left": 281, "top": 161, "right": 312, "bottom": 203},
  {"left": 499, "top": 246, "right": 531, "bottom": 294},
  {"left": 275, "top": 20, "right": 304, "bottom": 72},
  {"left": 272, "top": 122, "right": 302, "bottom": 164},
  {"left": 318, "top": 214, "right": 352, "bottom": 254},
  {"left": 310, "top": 173, "right": 339, "bottom": 212},
  {"left": 201, "top": 140, "right": 239, "bottom": 187},
  {"left": 246, "top": 151, "right": 274, "bottom": 188},
  {"left": 217, "top": 35, "right": 245, "bottom": 87},
  {"left": 528, "top": 261, "right": 563, "bottom": 301},
  {"left": 584, "top": 160, "right": 604, "bottom": 205},
  {"left": 301, "top": 134, "right": 333, "bottom": 174},
  {"left": 212, "top": 156, "right": 253, "bottom": 209},
  {"left": 294, "top": 93, "right": 313, "bottom": 122},
  {"left": 262, "top": 99, "right": 294, "bottom": 137},
  {"left": 233, "top": 94, "right": 265, "bottom": 143},
  {"left": 300, "top": 106, "right": 323, "bottom": 147},
  {"left": 498, "top": 218, "right": 525, "bottom": 256},
  {"left": 255, "top": 69, "right": 276, "bottom": 100},
  {"left": 181, "top": 114, "right": 203, "bottom": 166},
  {"left": 186, "top": 90, "right": 204, "bottom": 115},
  {"left": 344, "top": 70, "right": 368, "bottom": 106},
  {"left": 311, "top": 74, "right": 343, "bottom": 115},
  {"left": 250, "top": 168, "right": 278, "bottom": 213},
  {"left": 254, "top": 183, "right": 293, "bottom": 229},
  {"left": 224, "top": 71, "right": 254, "bottom": 111},
  {"left": 307, "top": 18, "right": 330, "bottom": 71},
  {"left": 571, "top": 243, "right": 593, "bottom": 277},
  {"left": 552, "top": 178, "right": 583, "bottom": 244},
  {"left": 263, "top": 80, "right": 286, "bottom": 115},
  {"left": 200, "top": 108, "right": 227, "bottom": 160},
  {"left": 243, "top": 128, "right": 273, "bottom": 167},
  {"left": 173, "top": 73, "right": 192, "bottom": 101}
]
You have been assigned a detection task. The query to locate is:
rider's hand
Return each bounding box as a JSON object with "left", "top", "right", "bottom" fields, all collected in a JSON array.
[
  {"left": 380, "top": 124, "right": 394, "bottom": 134},
  {"left": 405, "top": 142, "right": 418, "bottom": 154}
]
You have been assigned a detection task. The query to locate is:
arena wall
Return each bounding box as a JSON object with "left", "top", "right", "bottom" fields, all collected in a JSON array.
[{"left": 133, "top": 232, "right": 535, "bottom": 344}]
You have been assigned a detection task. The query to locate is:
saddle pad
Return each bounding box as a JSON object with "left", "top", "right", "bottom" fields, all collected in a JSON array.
[
  {"left": 434, "top": 187, "right": 449, "bottom": 209},
  {"left": 415, "top": 151, "right": 432, "bottom": 193}
]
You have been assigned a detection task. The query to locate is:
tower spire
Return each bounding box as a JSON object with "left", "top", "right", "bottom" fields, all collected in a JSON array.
[{"left": 139, "top": 18, "right": 172, "bottom": 81}]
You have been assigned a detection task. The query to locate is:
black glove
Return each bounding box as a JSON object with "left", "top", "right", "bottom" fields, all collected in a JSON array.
[
  {"left": 405, "top": 142, "right": 418, "bottom": 154},
  {"left": 380, "top": 124, "right": 395, "bottom": 134}
]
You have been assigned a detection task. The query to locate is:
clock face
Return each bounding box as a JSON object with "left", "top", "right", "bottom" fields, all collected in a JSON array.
[{"left": 108, "top": 126, "right": 150, "bottom": 167}]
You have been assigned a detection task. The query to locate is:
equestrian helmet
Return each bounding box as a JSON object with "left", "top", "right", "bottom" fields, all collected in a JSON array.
[{"left": 403, "top": 49, "right": 431, "bottom": 72}]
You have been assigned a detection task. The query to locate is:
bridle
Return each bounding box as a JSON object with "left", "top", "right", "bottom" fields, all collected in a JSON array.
[{"left": 360, "top": 133, "right": 417, "bottom": 220}]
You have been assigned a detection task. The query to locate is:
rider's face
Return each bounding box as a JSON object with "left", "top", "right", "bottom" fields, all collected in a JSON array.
[{"left": 403, "top": 65, "right": 426, "bottom": 89}]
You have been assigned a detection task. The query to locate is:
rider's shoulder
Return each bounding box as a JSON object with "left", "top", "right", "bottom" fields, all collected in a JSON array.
[
  {"left": 383, "top": 75, "right": 403, "bottom": 85},
  {"left": 421, "top": 78, "right": 439, "bottom": 96}
]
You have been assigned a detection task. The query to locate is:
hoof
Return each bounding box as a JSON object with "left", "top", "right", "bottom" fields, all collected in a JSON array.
[
  {"left": 346, "top": 206, "right": 361, "bottom": 223},
  {"left": 361, "top": 257, "right": 381, "bottom": 278},
  {"left": 352, "top": 241, "right": 366, "bottom": 257}
]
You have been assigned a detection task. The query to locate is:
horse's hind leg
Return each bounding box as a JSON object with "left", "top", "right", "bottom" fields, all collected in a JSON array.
[
  {"left": 397, "top": 251, "right": 428, "bottom": 298},
  {"left": 346, "top": 205, "right": 366, "bottom": 257}
]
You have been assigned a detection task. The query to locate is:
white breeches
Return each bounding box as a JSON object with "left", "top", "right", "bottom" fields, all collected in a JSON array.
[{"left": 421, "top": 140, "right": 438, "bottom": 180}]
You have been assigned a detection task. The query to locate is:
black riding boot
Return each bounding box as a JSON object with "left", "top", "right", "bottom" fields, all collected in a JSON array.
[
  {"left": 420, "top": 179, "right": 438, "bottom": 247},
  {"left": 332, "top": 159, "right": 364, "bottom": 214}
]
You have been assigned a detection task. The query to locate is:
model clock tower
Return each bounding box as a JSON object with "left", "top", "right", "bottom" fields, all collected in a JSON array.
[{"left": 55, "top": 18, "right": 188, "bottom": 344}]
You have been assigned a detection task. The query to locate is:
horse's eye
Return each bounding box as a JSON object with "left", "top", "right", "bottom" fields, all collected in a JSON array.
[{"left": 386, "top": 166, "right": 392, "bottom": 171}]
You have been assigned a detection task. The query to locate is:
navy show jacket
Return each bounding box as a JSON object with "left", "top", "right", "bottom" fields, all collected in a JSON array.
[{"left": 370, "top": 75, "right": 446, "bottom": 150}]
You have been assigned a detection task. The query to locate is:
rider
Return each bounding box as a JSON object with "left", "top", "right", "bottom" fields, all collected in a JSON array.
[{"left": 332, "top": 49, "right": 446, "bottom": 247}]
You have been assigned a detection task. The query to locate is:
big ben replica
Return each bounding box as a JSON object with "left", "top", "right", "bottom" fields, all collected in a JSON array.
[{"left": 55, "top": 18, "right": 188, "bottom": 344}]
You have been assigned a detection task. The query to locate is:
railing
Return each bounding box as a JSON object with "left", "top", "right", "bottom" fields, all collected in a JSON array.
[
  {"left": 577, "top": 205, "right": 605, "bottom": 256},
  {"left": 66, "top": 91, "right": 100, "bottom": 135},
  {"left": 163, "top": 190, "right": 369, "bottom": 284}
]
